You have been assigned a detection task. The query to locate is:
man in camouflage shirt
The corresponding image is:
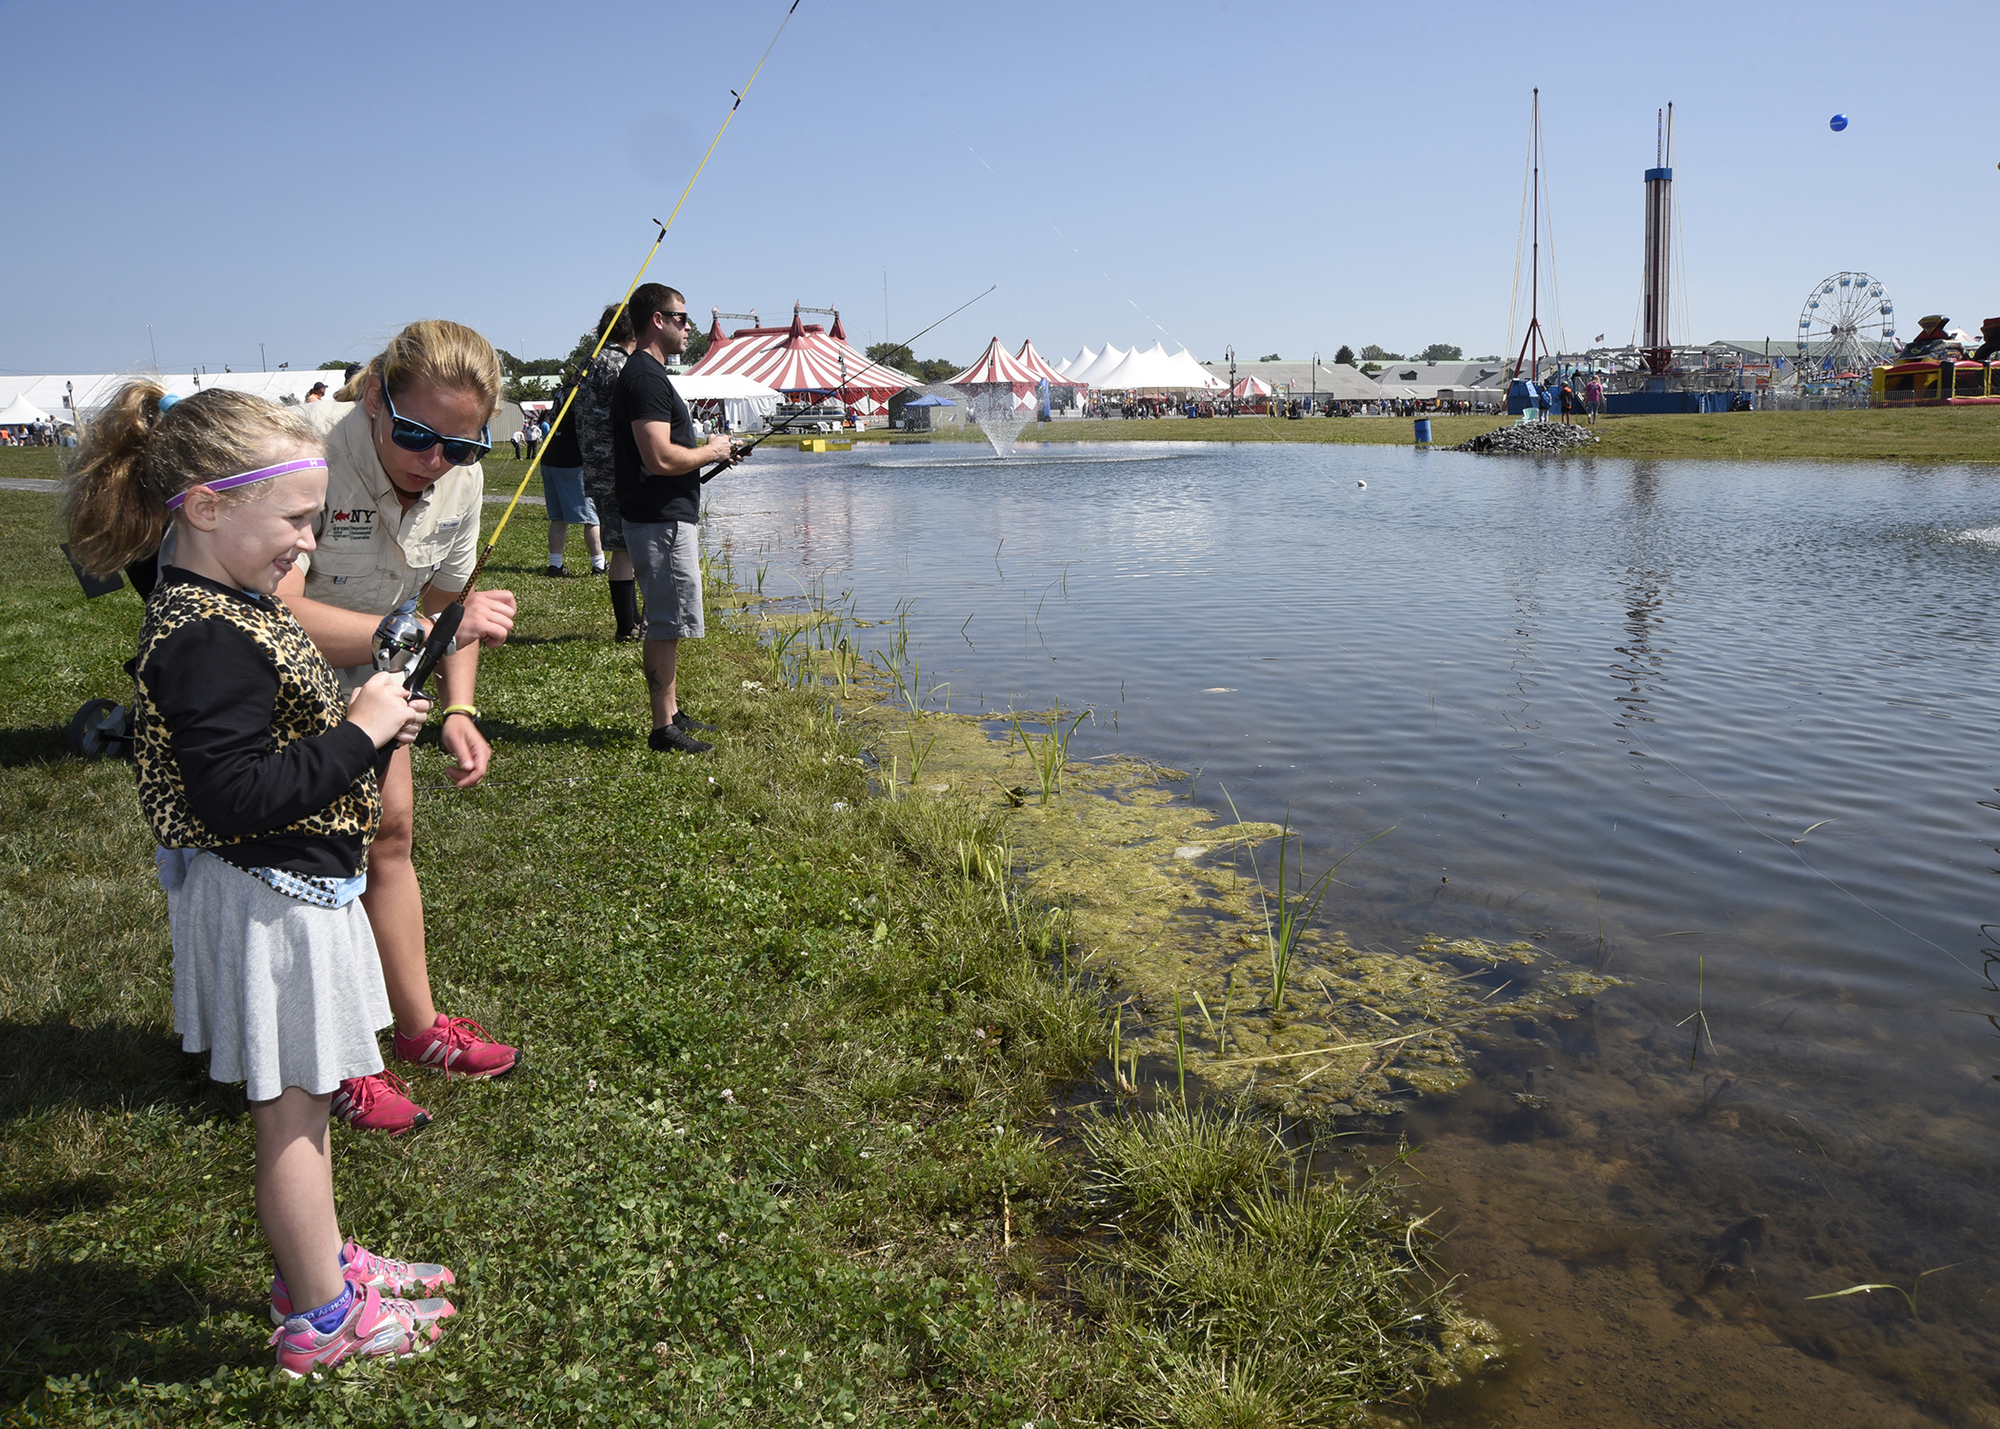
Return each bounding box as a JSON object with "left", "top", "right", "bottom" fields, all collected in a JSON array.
[{"left": 579, "top": 304, "right": 638, "bottom": 640}]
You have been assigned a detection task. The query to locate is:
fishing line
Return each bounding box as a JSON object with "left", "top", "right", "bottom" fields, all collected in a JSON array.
[
  {"left": 462, "top": 0, "right": 804, "bottom": 599},
  {"left": 917, "top": 95, "right": 1184, "bottom": 351}
]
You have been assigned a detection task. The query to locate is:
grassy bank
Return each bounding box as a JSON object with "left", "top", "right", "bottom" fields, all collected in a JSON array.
[
  {"left": 0, "top": 474, "right": 1486, "bottom": 1427},
  {"left": 861, "top": 404, "right": 2000, "bottom": 462}
]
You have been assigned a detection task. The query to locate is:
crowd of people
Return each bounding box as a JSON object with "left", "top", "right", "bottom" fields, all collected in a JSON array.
[
  {"left": 1076, "top": 395, "right": 1504, "bottom": 420},
  {"left": 54, "top": 290, "right": 739, "bottom": 1375},
  {"left": 1, "top": 418, "right": 76, "bottom": 446}
]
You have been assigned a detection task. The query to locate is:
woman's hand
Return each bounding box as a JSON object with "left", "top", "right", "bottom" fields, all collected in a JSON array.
[
  {"left": 348, "top": 672, "right": 432, "bottom": 749},
  {"left": 439, "top": 711, "right": 491, "bottom": 788},
  {"left": 458, "top": 588, "right": 516, "bottom": 647}
]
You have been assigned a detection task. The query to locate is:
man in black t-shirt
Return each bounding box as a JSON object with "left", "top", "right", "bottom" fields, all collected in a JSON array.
[{"left": 610, "top": 282, "right": 740, "bottom": 754}]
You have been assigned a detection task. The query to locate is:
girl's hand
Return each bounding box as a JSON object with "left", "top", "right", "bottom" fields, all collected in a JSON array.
[
  {"left": 347, "top": 672, "right": 427, "bottom": 749},
  {"left": 396, "top": 693, "right": 433, "bottom": 747}
]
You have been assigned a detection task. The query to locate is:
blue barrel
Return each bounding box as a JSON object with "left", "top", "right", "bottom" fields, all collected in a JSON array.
[{"left": 1413, "top": 417, "right": 1433, "bottom": 445}]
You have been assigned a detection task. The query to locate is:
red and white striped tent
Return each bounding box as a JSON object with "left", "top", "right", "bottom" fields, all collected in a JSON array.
[
  {"left": 1014, "top": 338, "right": 1076, "bottom": 389},
  {"left": 947, "top": 337, "right": 1043, "bottom": 409},
  {"left": 688, "top": 307, "right": 915, "bottom": 414},
  {"left": 1228, "top": 375, "right": 1273, "bottom": 398}
]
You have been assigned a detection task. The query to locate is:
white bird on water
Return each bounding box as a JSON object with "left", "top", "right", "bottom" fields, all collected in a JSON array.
[{"left": 1357, "top": 480, "right": 1367, "bottom": 488}]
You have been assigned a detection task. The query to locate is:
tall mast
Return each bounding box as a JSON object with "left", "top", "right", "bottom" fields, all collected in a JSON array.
[{"left": 1512, "top": 90, "right": 1548, "bottom": 381}]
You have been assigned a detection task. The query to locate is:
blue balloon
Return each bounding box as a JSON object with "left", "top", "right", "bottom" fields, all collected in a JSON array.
[{"left": 1830, "top": 113, "right": 1849, "bottom": 132}]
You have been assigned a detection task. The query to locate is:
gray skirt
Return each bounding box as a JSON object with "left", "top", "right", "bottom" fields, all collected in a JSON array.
[{"left": 169, "top": 853, "right": 392, "bottom": 1102}]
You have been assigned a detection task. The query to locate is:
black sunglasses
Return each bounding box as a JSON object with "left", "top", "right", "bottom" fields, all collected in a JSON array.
[
  {"left": 663, "top": 310, "right": 694, "bottom": 328},
  {"left": 380, "top": 384, "right": 492, "bottom": 466}
]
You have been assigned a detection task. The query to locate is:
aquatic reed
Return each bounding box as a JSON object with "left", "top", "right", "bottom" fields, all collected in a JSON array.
[
  {"left": 1223, "top": 793, "right": 1391, "bottom": 1015},
  {"left": 1011, "top": 707, "right": 1089, "bottom": 805}
]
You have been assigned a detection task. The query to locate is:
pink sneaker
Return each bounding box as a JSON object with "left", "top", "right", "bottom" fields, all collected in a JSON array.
[
  {"left": 270, "top": 1240, "right": 457, "bottom": 1326},
  {"left": 332, "top": 1069, "right": 431, "bottom": 1135},
  {"left": 394, "top": 1014, "right": 519, "bottom": 1078},
  {"left": 269, "top": 1283, "right": 453, "bottom": 1378}
]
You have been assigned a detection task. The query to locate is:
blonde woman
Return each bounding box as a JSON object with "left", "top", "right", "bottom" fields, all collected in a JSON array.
[{"left": 279, "top": 320, "right": 520, "bottom": 1133}]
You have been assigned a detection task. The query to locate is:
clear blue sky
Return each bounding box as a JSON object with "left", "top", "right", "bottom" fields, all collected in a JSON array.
[{"left": 6, "top": 1, "right": 1995, "bottom": 375}]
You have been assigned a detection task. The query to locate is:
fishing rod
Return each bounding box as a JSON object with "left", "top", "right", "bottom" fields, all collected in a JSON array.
[
  {"left": 459, "top": 0, "right": 802, "bottom": 601},
  {"left": 695, "top": 282, "right": 998, "bottom": 482}
]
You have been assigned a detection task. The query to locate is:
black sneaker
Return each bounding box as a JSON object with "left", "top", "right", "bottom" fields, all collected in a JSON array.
[
  {"left": 544, "top": 563, "right": 580, "bottom": 579},
  {"left": 672, "top": 709, "right": 718, "bottom": 733},
  {"left": 615, "top": 625, "right": 643, "bottom": 643},
  {"left": 648, "top": 724, "right": 713, "bottom": 755}
]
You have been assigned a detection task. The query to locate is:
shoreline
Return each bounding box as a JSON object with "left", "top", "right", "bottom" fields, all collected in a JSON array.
[
  {"left": 0, "top": 483, "right": 1495, "bottom": 1424},
  {"left": 845, "top": 405, "right": 2000, "bottom": 462}
]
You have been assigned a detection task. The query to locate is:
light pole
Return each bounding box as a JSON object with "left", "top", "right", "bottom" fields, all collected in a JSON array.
[
  {"left": 147, "top": 324, "right": 158, "bottom": 371},
  {"left": 1312, "top": 350, "right": 1319, "bottom": 414},
  {"left": 260, "top": 343, "right": 267, "bottom": 372},
  {"left": 1226, "top": 345, "right": 1236, "bottom": 413}
]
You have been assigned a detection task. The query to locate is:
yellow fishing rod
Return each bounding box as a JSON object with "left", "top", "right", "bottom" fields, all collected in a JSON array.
[{"left": 461, "top": 0, "right": 802, "bottom": 601}]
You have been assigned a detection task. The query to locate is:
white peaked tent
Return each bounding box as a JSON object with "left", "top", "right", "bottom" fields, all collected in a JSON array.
[
  {"left": 0, "top": 394, "right": 52, "bottom": 426},
  {"left": 1095, "top": 342, "right": 1221, "bottom": 391},
  {"left": 1071, "top": 344, "right": 1130, "bottom": 385},
  {"left": 1166, "top": 347, "right": 1226, "bottom": 389},
  {"left": 1059, "top": 345, "right": 1098, "bottom": 381}
]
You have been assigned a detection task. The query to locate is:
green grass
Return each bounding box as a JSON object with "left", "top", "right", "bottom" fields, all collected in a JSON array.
[
  {"left": 867, "top": 403, "right": 2000, "bottom": 461},
  {"left": 0, "top": 471, "right": 1480, "bottom": 1425}
]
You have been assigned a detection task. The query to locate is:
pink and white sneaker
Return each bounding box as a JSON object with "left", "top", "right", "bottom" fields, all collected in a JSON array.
[
  {"left": 394, "top": 1013, "right": 519, "bottom": 1078},
  {"left": 269, "top": 1283, "right": 453, "bottom": 1378},
  {"left": 332, "top": 1069, "right": 431, "bottom": 1135},
  {"left": 269, "top": 1240, "right": 457, "bottom": 1326}
]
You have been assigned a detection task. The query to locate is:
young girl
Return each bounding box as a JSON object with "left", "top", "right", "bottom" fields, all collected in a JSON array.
[{"left": 63, "top": 383, "right": 459, "bottom": 1375}]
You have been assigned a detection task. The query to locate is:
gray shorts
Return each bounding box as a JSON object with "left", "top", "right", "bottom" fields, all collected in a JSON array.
[
  {"left": 626, "top": 519, "right": 703, "bottom": 640},
  {"left": 581, "top": 464, "right": 626, "bottom": 550}
]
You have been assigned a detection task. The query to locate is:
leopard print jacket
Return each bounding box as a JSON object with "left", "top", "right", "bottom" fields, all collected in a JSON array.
[{"left": 131, "top": 579, "right": 380, "bottom": 856}]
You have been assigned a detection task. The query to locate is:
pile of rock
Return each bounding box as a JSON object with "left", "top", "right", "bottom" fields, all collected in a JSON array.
[{"left": 1453, "top": 423, "right": 1600, "bottom": 455}]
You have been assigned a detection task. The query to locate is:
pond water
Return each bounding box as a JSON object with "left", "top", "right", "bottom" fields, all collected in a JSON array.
[{"left": 703, "top": 438, "right": 2000, "bottom": 1426}]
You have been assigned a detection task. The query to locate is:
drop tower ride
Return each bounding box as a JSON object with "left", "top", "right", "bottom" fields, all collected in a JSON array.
[{"left": 1641, "top": 105, "right": 1674, "bottom": 376}]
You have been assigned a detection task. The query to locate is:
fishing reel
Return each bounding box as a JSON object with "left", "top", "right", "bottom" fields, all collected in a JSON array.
[
  {"left": 370, "top": 599, "right": 463, "bottom": 697},
  {"left": 372, "top": 604, "right": 427, "bottom": 676}
]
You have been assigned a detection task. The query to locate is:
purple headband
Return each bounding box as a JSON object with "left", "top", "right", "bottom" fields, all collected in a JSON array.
[{"left": 166, "top": 458, "right": 327, "bottom": 511}]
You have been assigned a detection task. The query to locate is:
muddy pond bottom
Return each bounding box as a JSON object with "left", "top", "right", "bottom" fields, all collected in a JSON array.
[{"left": 705, "top": 438, "right": 2000, "bottom": 1425}]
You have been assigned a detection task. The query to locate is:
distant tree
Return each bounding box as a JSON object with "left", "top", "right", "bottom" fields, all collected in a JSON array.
[
  {"left": 1334, "top": 345, "right": 1356, "bottom": 366},
  {"left": 867, "top": 341, "right": 916, "bottom": 370},
  {"left": 1257, "top": 352, "right": 1281, "bottom": 362},
  {"left": 1471, "top": 354, "right": 1501, "bottom": 362},
  {"left": 1420, "top": 343, "right": 1464, "bottom": 363},
  {"left": 316, "top": 359, "right": 350, "bottom": 370},
  {"left": 1360, "top": 362, "right": 1383, "bottom": 374},
  {"left": 1360, "top": 345, "right": 1401, "bottom": 361},
  {"left": 912, "top": 357, "right": 960, "bottom": 383}
]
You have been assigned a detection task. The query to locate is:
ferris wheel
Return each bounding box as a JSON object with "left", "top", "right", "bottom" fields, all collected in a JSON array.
[{"left": 1796, "top": 272, "right": 1895, "bottom": 379}]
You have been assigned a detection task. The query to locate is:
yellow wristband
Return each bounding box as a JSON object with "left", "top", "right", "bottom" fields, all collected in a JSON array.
[{"left": 442, "top": 704, "right": 480, "bottom": 721}]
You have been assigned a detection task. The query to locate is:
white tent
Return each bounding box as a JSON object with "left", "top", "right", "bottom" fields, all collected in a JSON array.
[
  {"left": 0, "top": 393, "right": 52, "bottom": 426},
  {"left": 673, "top": 373, "right": 781, "bottom": 433},
  {"left": 1058, "top": 345, "right": 1097, "bottom": 381},
  {"left": 0, "top": 370, "right": 350, "bottom": 420},
  {"left": 1164, "top": 346, "right": 1226, "bottom": 390},
  {"left": 1094, "top": 342, "right": 1220, "bottom": 391},
  {"left": 1070, "top": 344, "right": 1130, "bottom": 385}
]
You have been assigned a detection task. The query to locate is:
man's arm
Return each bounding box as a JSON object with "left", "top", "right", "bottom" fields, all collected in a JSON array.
[{"left": 633, "top": 419, "right": 733, "bottom": 477}]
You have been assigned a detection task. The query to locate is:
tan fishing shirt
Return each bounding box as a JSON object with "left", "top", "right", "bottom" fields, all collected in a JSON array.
[{"left": 293, "top": 398, "right": 485, "bottom": 684}]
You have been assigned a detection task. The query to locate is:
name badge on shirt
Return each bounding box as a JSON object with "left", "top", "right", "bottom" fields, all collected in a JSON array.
[{"left": 436, "top": 517, "right": 462, "bottom": 532}]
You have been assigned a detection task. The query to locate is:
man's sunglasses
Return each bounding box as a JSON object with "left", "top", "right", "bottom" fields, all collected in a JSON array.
[
  {"left": 380, "top": 384, "right": 492, "bottom": 466},
  {"left": 663, "top": 310, "right": 695, "bottom": 328}
]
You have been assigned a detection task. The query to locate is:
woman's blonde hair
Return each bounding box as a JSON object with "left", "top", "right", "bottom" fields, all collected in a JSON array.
[
  {"left": 334, "top": 319, "right": 502, "bottom": 418},
  {"left": 61, "top": 384, "right": 319, "bottom": 576}
]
